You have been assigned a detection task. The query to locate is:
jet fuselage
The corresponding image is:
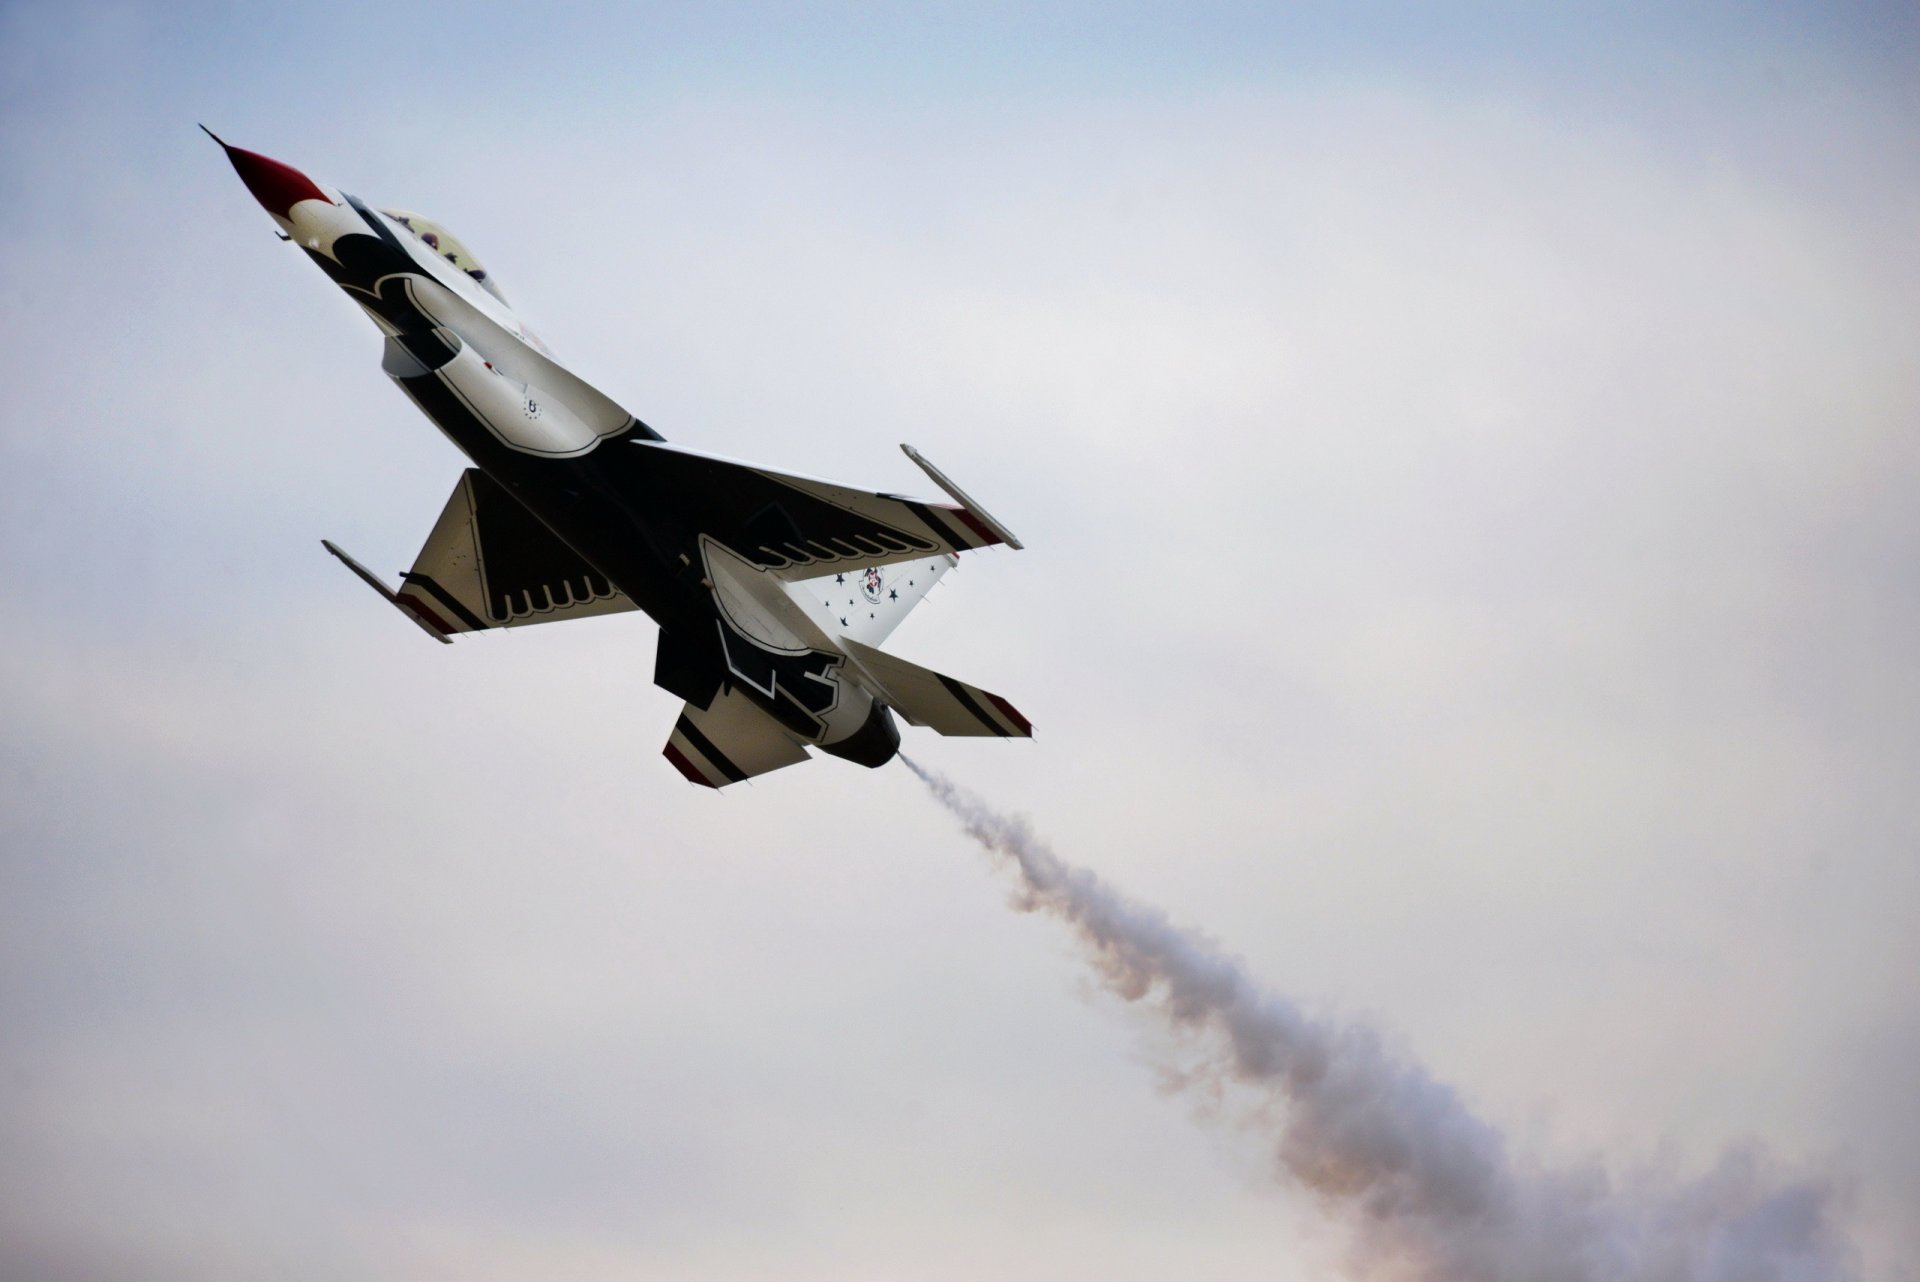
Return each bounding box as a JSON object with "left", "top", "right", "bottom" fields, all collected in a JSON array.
[{"left": 220, "top": 136, "right": 1031, "bottom": 785}]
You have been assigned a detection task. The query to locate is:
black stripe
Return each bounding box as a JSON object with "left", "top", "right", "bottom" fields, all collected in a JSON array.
[
  {"left": 904, "top": 500, "right": 975, "bottom": 551},
  {"left": 937, "top": 673, "right": 1010, "bottom": 737},
  {"left": 345, "top": 193, "right": 407, "bottom": 252},
  {"left": 675, "top": 716, "right": 749, "bottom": 783},
  {"left": 401, "top": 572, "right": 490, "bottom": 632}
]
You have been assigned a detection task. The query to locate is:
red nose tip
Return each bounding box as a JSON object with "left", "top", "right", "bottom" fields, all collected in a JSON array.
[{"left": 212, "top": 133, "right": 330, "bottom": 218}]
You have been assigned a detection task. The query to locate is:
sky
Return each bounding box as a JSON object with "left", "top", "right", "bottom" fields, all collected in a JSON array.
[{"left": 2, "top": 1, "right": 1918, "bottom": 1278}]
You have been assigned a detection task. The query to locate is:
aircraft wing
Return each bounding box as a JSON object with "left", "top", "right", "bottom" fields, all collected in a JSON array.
[
  {"left": 627, "top": 440, "right": 1018, "bottom": 579},
  {"left": 328, "top": 469, "right": 638, "bottom": 640},
  {"left": 663, "top": 686, "right": 813, "bottom": 788}
]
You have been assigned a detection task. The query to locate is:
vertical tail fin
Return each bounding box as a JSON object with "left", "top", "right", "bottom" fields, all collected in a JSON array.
[{"left": 794, "top": 553, "right": 958, "bottom": 647}]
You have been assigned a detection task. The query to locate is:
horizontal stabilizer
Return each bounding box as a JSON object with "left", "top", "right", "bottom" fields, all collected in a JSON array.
[
  {"left": 840, "top": 638, "right": 1032, "bottom": 738},
  {"left": 664, "top": 687, "right": 812, "bottom": 788}
]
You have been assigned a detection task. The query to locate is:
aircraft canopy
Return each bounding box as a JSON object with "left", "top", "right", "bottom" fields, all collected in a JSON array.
[{"left": 381, "top": 208, "right": 508, "bottom": 304}]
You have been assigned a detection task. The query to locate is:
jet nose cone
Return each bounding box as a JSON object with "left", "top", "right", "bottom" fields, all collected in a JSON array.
[{"left": 206, "top": 129, "right": 331, "bottom": 218}]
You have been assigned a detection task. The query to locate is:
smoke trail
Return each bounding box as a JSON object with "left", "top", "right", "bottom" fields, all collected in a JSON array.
[{"left": 901, "top": 757, "right": 1858, "bottom": 1282}]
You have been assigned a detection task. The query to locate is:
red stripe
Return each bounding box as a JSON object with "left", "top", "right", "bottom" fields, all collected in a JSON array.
[
  {"left": 394, "top": 594, "right": 455, "bottom": 637},
  {"left": 663, "top": 741, "right": 718, "bottom": 787},
  {"left": 983, "top": 692, "right": 1033, "bottom": 736},
  {"left": 944, "top": 504, "right": 1003, "bottom": 547}
]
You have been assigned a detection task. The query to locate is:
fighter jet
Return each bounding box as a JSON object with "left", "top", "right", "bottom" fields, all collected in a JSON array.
[{"left": 213, "top": 131, "right": 1031, "bottom": 787}]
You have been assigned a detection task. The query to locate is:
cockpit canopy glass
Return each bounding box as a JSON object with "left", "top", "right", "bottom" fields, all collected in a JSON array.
[{"left": 380, "top": 208, "right": 508, "bottom": 305}]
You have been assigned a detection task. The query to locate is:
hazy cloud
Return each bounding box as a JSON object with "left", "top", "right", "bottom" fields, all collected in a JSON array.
[{"left": 3, "top": 4, "right": 1916, "bottom": 1279}]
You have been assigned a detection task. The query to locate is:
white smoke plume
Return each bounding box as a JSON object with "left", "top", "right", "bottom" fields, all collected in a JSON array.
[{"left": 901, "top": 757, "right": 1859, "bottom": 1282}]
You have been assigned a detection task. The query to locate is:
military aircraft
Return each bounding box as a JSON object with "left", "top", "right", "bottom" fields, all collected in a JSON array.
[{"left": 213, "top": 131, "right": 1031, "bottom": 788}]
